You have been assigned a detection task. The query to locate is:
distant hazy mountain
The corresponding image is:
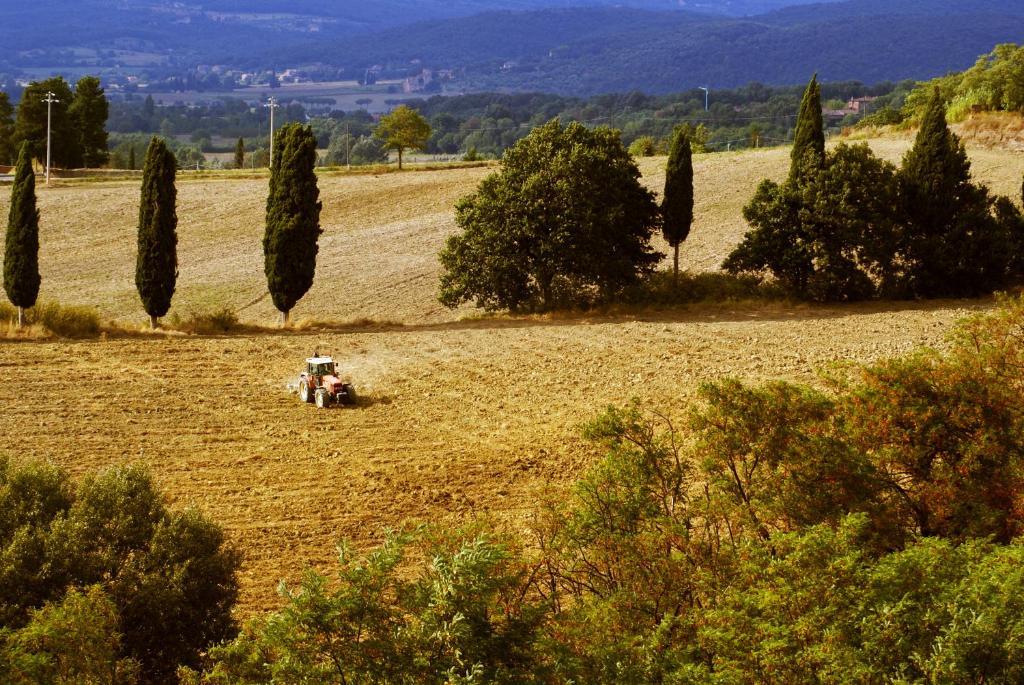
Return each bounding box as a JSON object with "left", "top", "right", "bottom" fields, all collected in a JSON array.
[
  {"left": 1, "top": 0, "right": 1022, "bottom": 94},
  {"left": 261, "top": 0, "right": 1024, "bottom": 94}
]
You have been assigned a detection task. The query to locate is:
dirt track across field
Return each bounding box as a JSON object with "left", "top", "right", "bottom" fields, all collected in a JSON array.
[{"left": 0, "top": 138, "right": 1021, "bottom": 611}]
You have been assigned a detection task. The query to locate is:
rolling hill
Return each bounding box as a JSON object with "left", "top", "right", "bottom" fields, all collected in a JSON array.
[{"left": 276, "top": 0, "right": 1024, "bottom": 94}]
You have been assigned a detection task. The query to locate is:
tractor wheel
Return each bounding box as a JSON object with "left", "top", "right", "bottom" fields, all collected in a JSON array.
[
  {"left": 343, "top": 386, "right": 357, "bottom": 406},
  {"left": 299, "top": 382, "right": 313, "bottom": 403},
  {"left": 315, "top": 388, "right": 329, "bottom": 409}
]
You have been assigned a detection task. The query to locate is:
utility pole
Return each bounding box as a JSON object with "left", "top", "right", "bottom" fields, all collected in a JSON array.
[
  {"left": 43, "top": 91, "right": 60, "bottom": 185},
  {"left": 264, "top": 96, "right": 279, "bottom": 168},
  {"left": 699, "top": 86, "right": 709, "bottom": 112}
]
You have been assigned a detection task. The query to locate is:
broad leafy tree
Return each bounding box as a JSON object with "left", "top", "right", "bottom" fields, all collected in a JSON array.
[
  {"left": 374, "top": 105, "right": 431, "bottom": 169},
  {"left": 662, "top": 126, "right": 694, "bottom": 284},
  {"left": 3, "top": 144, "right": 41, "bottom": 326},
  {"left": 14, "top": 77, "right": 81, "bottom": 169},
  {"left": 68, "top": 76, "right": 109, "bottom": 168},
  {"left": 263, "top": 123, "right": 322, "bottom": 325},
  {"left": 135, "top": 137, "right": 178, "bottom": 329},
  {"left": 439, "top": 119, "right": 660, "bottom": 312}
]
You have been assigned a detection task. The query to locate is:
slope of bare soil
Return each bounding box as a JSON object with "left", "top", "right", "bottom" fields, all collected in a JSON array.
[{"left": 0, "top": 138, "right": 1021, "bottom": 611}]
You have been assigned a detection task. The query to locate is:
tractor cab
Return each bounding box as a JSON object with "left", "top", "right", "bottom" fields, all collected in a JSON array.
[{"left": 307, "top": 358, "right": 336, "bottom": 378}]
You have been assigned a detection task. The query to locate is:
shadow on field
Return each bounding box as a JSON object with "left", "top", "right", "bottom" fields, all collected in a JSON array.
[{"left": 0, "top": 297, "right": 997, "bottom": 344}]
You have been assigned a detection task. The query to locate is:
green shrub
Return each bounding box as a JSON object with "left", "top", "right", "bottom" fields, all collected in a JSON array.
[{"left": 0, "top": 460, "right": 240, "bottom": 684}]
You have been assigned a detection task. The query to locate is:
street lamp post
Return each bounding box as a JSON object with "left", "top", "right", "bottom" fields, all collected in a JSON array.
[
  {"left": 264, "top": 97, "right": 279, "bottom": 168},
  {"left": 699, "top": 86, "right": 709, "bottom": 112},
  {"left": 42, "top": 91, "right": 60, "bottom": 185}
]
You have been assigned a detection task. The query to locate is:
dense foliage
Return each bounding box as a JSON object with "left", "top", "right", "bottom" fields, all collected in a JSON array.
[
  {"left": 104, "top": 80, "right": 896, "bottom": 164},
  {"left": 3, "top": 144, "right": 40, "bottom": 324},
  {"left": 186, "top": 296, "right": 1024, "bottom": 684},
  {"left": 67, "top": 76, "right": 110, "bottom": 168},
  {"left": 439, "top": 119, "right": 660, "bottom": 311},
  {"left": 905, "top": 42, "right": 1024, "bottom": 121},
  {"left": 136, "top": 138, "right": 178, "bottom": 328},
  {"left": 726, "top": 81, "right": 1024, "bottom": 300},
  {"left": 11, "top": 76, "right": 111, "bottom": 169},
  {"left": 0, "top": 462, "right": 240, "bottom": 684},
  {"left": 263, "top": 123, "right": 322, "bottom": 324}
]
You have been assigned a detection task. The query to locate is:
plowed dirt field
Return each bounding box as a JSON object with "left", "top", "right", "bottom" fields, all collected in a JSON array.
[{"left": 0, "top": 138, "right": 1021, "bottom": 611}]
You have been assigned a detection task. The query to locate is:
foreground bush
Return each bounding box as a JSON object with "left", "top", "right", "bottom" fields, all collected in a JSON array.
[
  {"left": 189, "top": 297, "right": 1024, "bottom": 684},
  {"left": 0, "top": 462, "right": 240, "bottom": 684}
]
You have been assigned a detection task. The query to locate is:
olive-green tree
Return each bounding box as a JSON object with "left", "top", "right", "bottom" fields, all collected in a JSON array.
[
  {"left": 3, "top": 144, "right": 41, "bottom": 327},
  {"left": 662, "top": 126, "right": 694, "bottom": 284},
  {"left": 263, "top": 123, "right": 322, "bottom": 325},
  {"left": 135, "top": 137, "right": 178, "bottom": 329},
  {"left": 374, "top": 105, "right": 431, "bottom": 170}
]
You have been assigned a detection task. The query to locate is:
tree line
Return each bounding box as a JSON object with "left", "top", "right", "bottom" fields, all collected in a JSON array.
[
  {"left": 438, "top": 74, "right": 1024, "bottom": 312},
  {"left": 0, "top": 76, "right": 109, "bottom": 169},
  {"left": 3, "top": 122, "right": 324, "bottom": 329},
  {"left": 726, "top": 76, "right": 1024, "bottom": 301}
]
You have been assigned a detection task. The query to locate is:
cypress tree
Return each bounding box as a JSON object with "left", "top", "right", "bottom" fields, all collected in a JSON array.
[
  {"left": 128, "top": 146, "right": 136, "bottom": 171},
  {"left": 263, "top": 124, "right": 322, "bottom": 325},
  {"left": 4, "top": 143, "right": 41, "bottom": 327},
  {"left": 135, "top": 137, "right": 178, "bottom": 329},
  {"left": 790, "top": 74, "right": 825, "bottom": 181},
  {"left": 662, "top": 126, "right": 694, "bottom": 284},
  {"left": 899, "top": 88, "right": 1004, "bottom": 296},
  {"left": 234, "top": 138, "right": 245, "bottom": 169}
]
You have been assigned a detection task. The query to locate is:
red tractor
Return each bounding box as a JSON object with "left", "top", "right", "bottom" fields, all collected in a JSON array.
[{"left": 298, "top": 355, "right": 357, "bottom": 408}]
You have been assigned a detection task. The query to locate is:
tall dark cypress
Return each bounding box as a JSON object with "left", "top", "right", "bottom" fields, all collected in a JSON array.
[
  {"left": 136, "top": 137, "right": 178, "bottom": 328},
  {"left": 128, "top": 146, "right": 136, "bottom": 171},
  {"left": 662, "top": 126, "right": 694, "bottom": 284},
  {"left": 790, "top": 74, "right": 825, "bottom": 181},
  {"left": 4, "top": 143, "right": 41, "bottom": 327},
  {"left": 899, "top": 88, "right": 1002, "bottom": 296},
  {"left": 263, "top": 124, "right": 322, "bottom": 325},
  {"left": 234, "top": 137, "right": 245, "bottom": 169}
]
